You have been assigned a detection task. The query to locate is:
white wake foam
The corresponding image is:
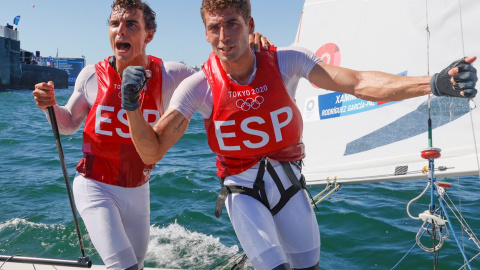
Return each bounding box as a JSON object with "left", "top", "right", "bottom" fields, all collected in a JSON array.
[{"left": 146, "top": 220, "right": 241, "bottom": 269}]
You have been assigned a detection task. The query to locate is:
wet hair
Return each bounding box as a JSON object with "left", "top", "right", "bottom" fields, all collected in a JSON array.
[
  {"left": 108, "top": 0, "right": 157, "bottom": 33},
  {"left": 200, "top": 0, "right": 251, "bottom": 26}
]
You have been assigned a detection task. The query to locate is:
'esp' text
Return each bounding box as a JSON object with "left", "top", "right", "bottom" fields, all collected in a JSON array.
[
  {"left": 214, "top": 106, "right": 292, "bottom": 150},
  {"left": 95, "top": 105, "right": 159, "bottom": 138}
]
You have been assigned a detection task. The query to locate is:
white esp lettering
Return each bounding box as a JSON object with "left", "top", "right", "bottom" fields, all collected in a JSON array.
[
  {"left": 95, "top": 105, "right": 114, "bottom": 136},
  {"left": 116, "top": 109, "right": 130, "bottom": 138},
  {"left": 215, "top": 120, "right": 240, "bottom": 150},
  {"left": 214, "top": 107, "right": 292, "bottom": 151},
  {"left": 96, "top": 107, "right": 161, "bottom": 138},
  {"left": 241, "top": 117, "right": 269, "bottom": 149},
  {"left": 270, "top": 107, "right": 292, "bottom": 142},
  {"left": 143, "top": 109, "right": 160, "bottom": 126}
]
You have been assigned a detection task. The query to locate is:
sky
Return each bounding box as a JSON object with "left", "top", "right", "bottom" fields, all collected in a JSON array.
[{"left": 0, "top": 0, "right": 304, "bottom": 67}]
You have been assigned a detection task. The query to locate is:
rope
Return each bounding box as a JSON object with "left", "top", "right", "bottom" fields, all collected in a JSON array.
[
  {"left": 457, "top": 176, "right": 466, "bottom": 256},
  {"left": 425, "top": 0, "right": 430, "bottom": 76},
  {"left": 406, "top": 182, "right": 430, "bottom": 220},
  {"left": 458, "top": 252, "right": 480, "bottom": 270},
  {"left": 433, "top": 221, "right": 439, "bottom": 270},
  {"left": 390, "top": 230, "right": 425, "bottom": 270},
  {"left": 438, "top": 185, "right": 480, "bottom": 249},
  {"left": 0, "top": 256, "right": 14, "bottom": 269},
  {"left": 211, "top": 251, "right": 245, "bottom": 270},
  {"left": 454, "top": 1, "right": 478, "bottom": 268},
  {"left": 220, "top": 253, "right": 245, "bottom": 270},
  {"left": 467, "top": 101, "right": 480, "bottom": 180},
  {"left": 313, "top": 183, "right": 341, "bottom": 206},
  {"left": 457, "top": 0, "right": 466, "bottom": 57},
  {"left": 310, "top": 183, "right": 333, "bottom": 202}
]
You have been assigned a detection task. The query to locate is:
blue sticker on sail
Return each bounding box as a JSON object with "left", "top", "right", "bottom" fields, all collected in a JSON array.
[{"left": 318, "top": 71, "right": 407, "bottom": 120}]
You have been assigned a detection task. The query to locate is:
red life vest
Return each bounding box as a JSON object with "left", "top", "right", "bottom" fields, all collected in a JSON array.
[
  {"left": 203, "top": 48, "right": 305, "bottom": 177},
  {"left": 76, "top": 55, "right": 163, "bottom": 187}
]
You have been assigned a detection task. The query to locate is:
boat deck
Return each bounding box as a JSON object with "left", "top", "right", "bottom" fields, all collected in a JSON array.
[{"left": 0, "top": 263, "right": 172, "bottom": 270}]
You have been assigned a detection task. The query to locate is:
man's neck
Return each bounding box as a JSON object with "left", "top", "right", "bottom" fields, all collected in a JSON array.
[{"left": 222, "top": 50, "right": 255, "bottom": 85}]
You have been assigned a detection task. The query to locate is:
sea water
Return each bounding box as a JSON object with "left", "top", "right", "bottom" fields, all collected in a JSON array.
[{"left": 0, "top": 88, "right": 479, "bottom": 269}]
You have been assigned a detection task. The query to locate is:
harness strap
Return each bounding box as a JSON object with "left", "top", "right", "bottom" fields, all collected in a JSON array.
[
  {"left": 283, "top": 160, "right": 320, "bottom": 213},
  {"left": 215, "top": 158, "right": 305, "bottom": 217},
  {"left": 215, "top": 159, "right": 270, "bottom": 218},
  {"left": 215, "top": 183, "right": 271, "bottom": 218},
  {"left": 280, "top": 161, "right": 305, "bottom": 190},
  {"left": 255, "top": 159, "right": 270, "bottom": 210},
  {"left": 215, "top": 178, "right": 230, "bottom": 218},
  {"left": 268, "top": 161, "right": 302, "bottom": 215}
]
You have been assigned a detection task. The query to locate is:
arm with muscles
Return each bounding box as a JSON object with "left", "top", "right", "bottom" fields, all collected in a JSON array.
[
  {"left": 121, "top": 66, "right": 189, "bottom": 165},
  {"left": 127, "top": 108, "right": 189, "bottom": 165},
  {"left": 33, "top": 80, "right": 90, "bottom": 135},
  {"left": 309, "top": 56, "right": 477, "bottom": 101}
]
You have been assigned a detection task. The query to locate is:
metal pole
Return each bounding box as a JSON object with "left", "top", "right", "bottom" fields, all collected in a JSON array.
[
  {"left": 47, "top": 106, "right": 89, "bottom": 263},
  {"left": 0, "top": 255, "right": 91, "bottom": 268}
]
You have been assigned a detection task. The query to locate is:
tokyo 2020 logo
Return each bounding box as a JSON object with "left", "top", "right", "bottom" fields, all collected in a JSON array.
[{"left": 236, "top": 96, "right": 264, "bottom": 111}]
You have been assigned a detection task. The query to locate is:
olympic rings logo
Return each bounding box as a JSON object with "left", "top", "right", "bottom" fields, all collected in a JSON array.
[{"left": 236, "top": 96, "right": 264, "bottom": 111}]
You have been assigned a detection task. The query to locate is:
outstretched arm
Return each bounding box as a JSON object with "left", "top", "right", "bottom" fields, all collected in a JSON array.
[{"left": 309, "top": 56, "right": 477, "bottom": 101}]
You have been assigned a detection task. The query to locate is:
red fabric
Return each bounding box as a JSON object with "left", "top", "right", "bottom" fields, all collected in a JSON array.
[
  {"left": 203, "top": 48, "right": 305, "bottom": 177},
  {"left": 76, "top": 56, "right": 163, "bottom": 187}
]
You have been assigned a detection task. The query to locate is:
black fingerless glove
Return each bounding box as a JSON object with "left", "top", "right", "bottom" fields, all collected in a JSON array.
[
  {"left": 121, "top": 66, "right": 149, "bottom": 111},
  {"left": 430, "top": 58, "right": 478, "bottom": 98}
]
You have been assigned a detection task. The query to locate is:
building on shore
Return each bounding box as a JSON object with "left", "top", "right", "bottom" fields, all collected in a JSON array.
[
  {"left": 0, "top": 24, "right": 80, "bottom": 90},
  {"left": 36, "top": 57, "right": 86, "bottom": 86}
]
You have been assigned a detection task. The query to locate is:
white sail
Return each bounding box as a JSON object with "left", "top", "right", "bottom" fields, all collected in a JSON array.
[{"left": 295, "top": 0, "right": 480, "bottom": 185}]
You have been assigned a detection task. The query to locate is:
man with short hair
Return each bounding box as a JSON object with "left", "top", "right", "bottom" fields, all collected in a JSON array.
[
  {"left": 122, "top": 0, "right": 477, "bottom": 269},
  {"left": 32, "top": 0, "right": 270, "bottom": 269},
  {"left": 33, "top": 1, "right": 182, "bottom": 269}
]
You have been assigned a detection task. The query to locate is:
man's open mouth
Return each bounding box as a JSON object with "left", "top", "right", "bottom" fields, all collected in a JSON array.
[
  {"left": 116, "top": 42, "right": 131, "bottom": 52},
  {"left": 219, "top": 46, "right": 233, "bottom": 52}
]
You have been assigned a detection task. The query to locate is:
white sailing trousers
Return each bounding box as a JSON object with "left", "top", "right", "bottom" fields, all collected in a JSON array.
[
  {"left": 225, "top": 161, "right": 321, "bottom": 270},
  {"left": 73, "top": 174, "right": 150, "bottom": 270}
]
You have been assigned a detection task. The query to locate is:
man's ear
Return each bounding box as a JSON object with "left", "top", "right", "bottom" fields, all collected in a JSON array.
[
  {"left": 206, "top": 29, "right": 210, "bottom": 43},
  {"left": 248, "top": 17, "right": 255, "bottom": 34},
  {"left": 145, "top": 30, "right": 154, "bottom": 44}
]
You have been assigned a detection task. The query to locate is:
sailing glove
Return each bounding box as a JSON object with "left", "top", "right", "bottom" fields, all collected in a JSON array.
[
  {"left": 430, "top": 58, "right": 477, "bottom": 98},
  {"left": 121, "top": 66, "right": 150, "bottom": 111}
]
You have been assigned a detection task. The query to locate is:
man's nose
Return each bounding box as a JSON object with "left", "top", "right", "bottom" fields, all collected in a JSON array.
[
  {"left": 117, "top": 22, "right": 126, "bottom": 36},
  {"left": 219, "top": 26, "right": 229, "bottom": 41}
]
